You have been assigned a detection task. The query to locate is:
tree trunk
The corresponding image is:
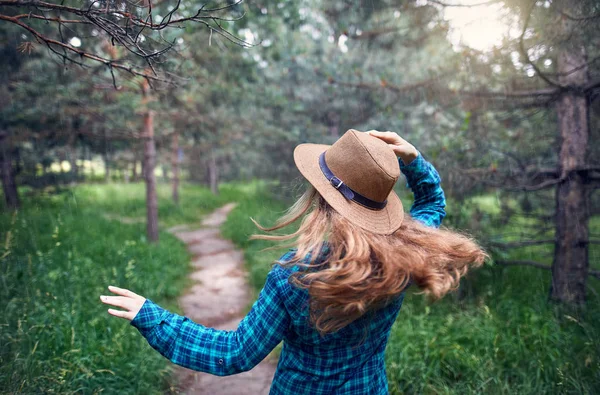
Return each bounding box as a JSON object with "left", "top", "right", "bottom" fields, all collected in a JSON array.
[
  {"left": 209, "top": 150, "right": 219, "bottom": 195},
  {"left": 103, "top": 157, "right": 110, "bottom": 181},
  {"left": 103, "top": 129, "right": 111, "bottom": 183},
  {"left": 123, "top": 165, "right": 130, "bottom": 183},
  {"left": 142, "top": 82, "right": 159, "bottom": 243},
  {"left": 550, "top": 21, "right": 590, "bottom": 304},
  {"left": 327, "top": 111, "right": 340, "bottom": 138},
  {"left": 59, "top": 152, "right": 66, "bottom": 175},
  {"left": 131, "top": 159, "right": 138, "bottom": 181},
  {"left": 0, "top": 133, "right": 20, "bottom": 210},
  {"left": 171, "top": 131, "right": 180, "bottom": 204},
  {"left": 161, "top": 165, "right": 169, "bottom": 182},
  {"left": 203, "top": 157, "right": 211, "bottom": 186},
  {"left": 86, "top": 145, "right": 94, "bottom": 179},
  {"left": 67, "top": 132, "right": 78, "bottom": 181}
]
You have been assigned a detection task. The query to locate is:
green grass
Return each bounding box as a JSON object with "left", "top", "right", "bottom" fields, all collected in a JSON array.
[
  {"left": 3, "top": 181, "right": 598, "bottom": 393},
  {"left": 223, "top": 187, "right": 600, "bottom": 394},
  {"left": 73, "top": 182, "right": 242, "bottom": 228},
  {"left": 0, "top": 182, "right": 249, "bottom": 394}
]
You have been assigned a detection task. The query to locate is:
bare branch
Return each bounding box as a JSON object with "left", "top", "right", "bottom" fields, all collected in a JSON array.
[
  {"left": 495, "top": 260, "right": 600, "bottom": 280},
  {"left": 489, "top": 239, "right": 600, "bottom": 248},
  {"left": 328, "top": 75, "right": 444, "bottom": 94},
  {"left": 488, "top": 239, "right": 555, "bottom": 248},
  {"left": 586, "top": 79, "right": 600, "bottom": 95},
  {"left": 348, "top": 26, "right": 408, "bottom": 40},
  {"left": 554, "top": 7, "right": 600, "bottom": 21},
  {"left": 0, "top": 0, "right": 251, "bottom": 85},
  {"left": 454, "top": 87, "right": 558, "bottom": 98},
  {"left": 326, "top": 70, "right": 560, "bottom": 110},
  {"left": 0, "top": 13, "right": 169, "bottom": 82},
  {"left": 12, "top": 13, "right": 91, "bottom": 23}
]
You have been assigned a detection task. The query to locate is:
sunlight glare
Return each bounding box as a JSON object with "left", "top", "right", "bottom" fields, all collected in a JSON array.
[
  {"left": 442, "top": 0, "right": 518, "bottom": 52},
  {"left": 69, "top": 37, "right": 81, "bottom": 47}
]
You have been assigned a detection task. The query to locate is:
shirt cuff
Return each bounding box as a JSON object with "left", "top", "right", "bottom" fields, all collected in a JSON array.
[
  {"left": 130, "top": 299, "right": 168, "bottom": 331},
  {"left": 398, "top": 151, "right": 441, "bottom": 189},
  {"left": 398, "top": 151, "right": 425, "bottom": 184},
  {"left": 398, "top": 150, "right": 422, "bottom": 170}
]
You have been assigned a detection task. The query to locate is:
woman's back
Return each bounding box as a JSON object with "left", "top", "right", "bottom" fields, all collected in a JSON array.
[{"left": 270, "top": 249, "right": 406, "bottom": 394}]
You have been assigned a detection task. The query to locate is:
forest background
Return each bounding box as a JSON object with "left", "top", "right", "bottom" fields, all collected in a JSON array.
[{"left": 1, "top": 0, "right": 599, "bottom": 393}]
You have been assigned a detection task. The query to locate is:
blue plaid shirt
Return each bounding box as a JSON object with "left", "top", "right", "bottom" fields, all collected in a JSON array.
[{"left": 131, "top": 151, "right": 446, "bottom": 394}]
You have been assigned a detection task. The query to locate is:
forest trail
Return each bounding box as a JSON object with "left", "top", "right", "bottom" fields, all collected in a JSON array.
[{"left": 167, "top": 203, "right": 276, "bottom": 395}]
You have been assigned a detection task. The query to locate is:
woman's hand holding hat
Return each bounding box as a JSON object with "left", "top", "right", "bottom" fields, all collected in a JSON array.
[{"left": 366, "top": 130, "right": 419, "bottom": 166}]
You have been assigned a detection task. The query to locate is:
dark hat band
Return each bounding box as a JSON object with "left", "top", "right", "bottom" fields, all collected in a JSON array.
[{"left": 318, "top": 151, "right": 388, "bottom": 210}]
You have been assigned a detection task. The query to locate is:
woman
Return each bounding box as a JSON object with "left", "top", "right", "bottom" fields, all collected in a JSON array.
[{"left": 101, "top": 129, "right": 488, "bottom": 394}]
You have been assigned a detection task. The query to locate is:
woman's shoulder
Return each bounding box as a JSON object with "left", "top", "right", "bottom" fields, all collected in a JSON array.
[
  {"left": 274, "top": 244, "right": 330, "bottom": 271},
  {"left": 270, "top": 248, "right": 302, "bottom": 282},
  {"left": 269, "top": 249, "right": 313, "bottom": 312},
  {"left": 277, "top": 248, "right": 300, "bottom": 265}
]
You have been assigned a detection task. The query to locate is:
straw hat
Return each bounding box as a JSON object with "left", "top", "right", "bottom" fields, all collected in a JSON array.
[{"left": 294, "top": 129, "right": 404, "bottom": 235}]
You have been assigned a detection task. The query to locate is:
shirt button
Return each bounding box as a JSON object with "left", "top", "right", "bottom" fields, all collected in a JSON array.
[{"left": 218, "top": 359, "right": 224, "bottom": 365}]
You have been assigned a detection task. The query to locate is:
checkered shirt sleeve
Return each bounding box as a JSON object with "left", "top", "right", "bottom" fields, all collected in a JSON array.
[
  {"left": 399, "top": 151, "right": 446, "bottom": 228},
  {"left": 130, "top": 266, "right": 289, "bottom": 376}
]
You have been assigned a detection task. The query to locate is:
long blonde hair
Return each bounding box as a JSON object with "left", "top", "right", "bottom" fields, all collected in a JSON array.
[{"left": 251, "top": 185, "right": 489, "bottom": 335}]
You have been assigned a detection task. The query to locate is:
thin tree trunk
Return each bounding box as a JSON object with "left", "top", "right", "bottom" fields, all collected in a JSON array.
[
  {"left": 0, "top": 132, "right": 20, "bottom": 210},
  {"left": 131, "top": 158, "right": 138, "bottom": 181},
  {"left": 209, "top": 150, "right": 219, "bottom": 195},
  {"left": 162, "top": 165, "right": 169, "bottom": 182},
  {"left": 59, "top": 152, "right": 66, "bottom": 175},
  {"left": 171, "top": 131, "right": 180, "bottom": 204},
  {"left": 142, "top": 81, "right": 159, "bottom": 243},
  {"left": 123, "top": 165, "right": 130, "bottom": 183},
  {"left": 550, "top": 17, "right": 590, "bottom": 304},
  {"left": 103, "top": 128, "right": 111, "bottom": 183},
  {"left": 104, "top": 157, "right": 110, "bottom": 181},
  {"left": 67, "top": 132, "right": 78, "bottom": 181},
  {"left": 89, "top": 148, "right": 95, "bottom": 179},
  {"left": 203, "top": 157, "right": 211, "bottom": 186},
  {"left": 141, "top": 157, "right": 146, "bottom": 180},
  {"left": 327, "top": 111, "right": 340, "bottom": 138}
]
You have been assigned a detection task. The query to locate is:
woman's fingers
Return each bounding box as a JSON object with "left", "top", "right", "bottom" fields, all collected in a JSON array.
[
  {"left": 101, "top": 285, "right": 147, "bottom": 322},
  {"left": 366, "top": 130, "right": 390, "bottom": 139},
  {"left": 108, "top": 285, "right": 138, "bottom": 298},
  {"left": 367, "top": 130, "right": 402, "bottom": 144},
  {"left": 367, "top": 129, "right": 418, "bottom": 162},
  {"left": 107, "top": 308, "right": 134, "bottom": 320},
  {"left": 100, "top": 295, "right": 133, "bottom": 310},
  {"left": 102, "top": 296, "right": 136, "bottom": 321}
]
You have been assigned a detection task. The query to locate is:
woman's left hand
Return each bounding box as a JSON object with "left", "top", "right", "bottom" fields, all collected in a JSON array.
[{"left": 100, "top": 285, "right": 146, "bottom": 321}]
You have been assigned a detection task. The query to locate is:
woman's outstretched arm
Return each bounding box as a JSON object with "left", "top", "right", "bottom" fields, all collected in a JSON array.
[{"left": 100, "top": 266, "right": 290, "bottom": 376}]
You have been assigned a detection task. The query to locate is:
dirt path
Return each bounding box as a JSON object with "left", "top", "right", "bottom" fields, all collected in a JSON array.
[{"left": 167, "top": 203, "right": 276, "bottom": 395}]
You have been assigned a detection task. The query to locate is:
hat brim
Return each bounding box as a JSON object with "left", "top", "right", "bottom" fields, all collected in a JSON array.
[{"left": 294, "top": 143, "right": 404, "bottom": 235}]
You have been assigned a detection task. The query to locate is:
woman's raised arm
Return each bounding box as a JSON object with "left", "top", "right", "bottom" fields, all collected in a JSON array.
[
  {"left": 398, "top": 151, "right": 446, "bottom": 228},
  {"left": 366, "top": 130, "right": 446, "bottom": 228}
]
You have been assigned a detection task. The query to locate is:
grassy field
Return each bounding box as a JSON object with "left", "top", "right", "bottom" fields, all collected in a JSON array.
[
  {"left": 0, "top": 182, "right": 243, "bottom": 394},
  {"left": 223, "top": 185, "right": 600, "bottom": 394},
  {"left": 2, "top": 181, "right": 599, "bottom": 394}
]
